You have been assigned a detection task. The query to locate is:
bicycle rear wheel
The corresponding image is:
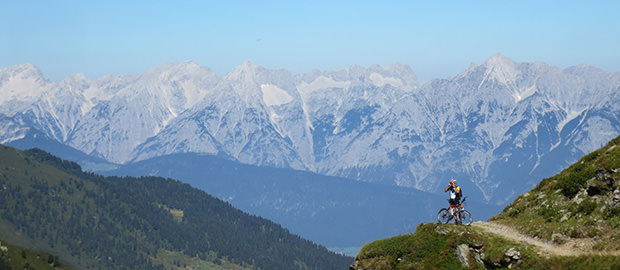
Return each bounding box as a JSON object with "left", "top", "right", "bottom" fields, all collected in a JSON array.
[
  {"left": 459, "top": 210, "right": 472, "bottom": 225},
  {"left": 437, "top": 208, "right": 451, "bottom": 224}
]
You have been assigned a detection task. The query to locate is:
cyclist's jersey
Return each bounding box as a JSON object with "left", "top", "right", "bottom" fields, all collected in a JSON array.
[{"left": 449, "top": 186, "right": 461, "bottom": 200}]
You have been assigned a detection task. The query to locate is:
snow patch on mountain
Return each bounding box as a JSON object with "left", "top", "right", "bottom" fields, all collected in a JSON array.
[
  {"left": 0, "top": 64, "right": 52, "bottom": 116},
  {"left": 369, "top": 73, "right": 404, "bottom": 88},
  {"left": 0, "top": 118, "right": 29, "bottom": 144},
  {"left": 0, "top": 64, "right": 47, "bottom": 101},
  {"left": 261, "top": 84, "right": 293, "bottom": 106},
  {"left": 513, "top": 85, "right": 537, "bottom": 102},
  {"left": 297, "top": 76, "right": 351, "bottom": 95},
  {"left": 557, "top": 108, "right": 587, "bottom": 133}
]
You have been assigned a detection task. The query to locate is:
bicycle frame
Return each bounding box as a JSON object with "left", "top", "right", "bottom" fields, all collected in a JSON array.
[
  {"left": 437, "top": 197, "right": 471, "bottom": 225},
  {"left": 449, "top": 197, "right": 466, "bottom": 214},
  {"left": 449, "top": 203, "right": 464, "bottom": 214}
]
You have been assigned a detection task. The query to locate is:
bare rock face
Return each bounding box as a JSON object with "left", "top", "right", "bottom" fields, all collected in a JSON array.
[
  {"left": 610, "top": 189, "right": 620, "bottom": 208},
  {"left": 588, "top": 169, "right": 615, "bottom": 196},
  {"left": 455, "top": 244, "right": 470, "bottom": 267},
  {"left": 454, "top": 243, "right": 522, "bottom": 269},
  {"left": 505, "top": 247, "right": 521, "bottom": 267}
]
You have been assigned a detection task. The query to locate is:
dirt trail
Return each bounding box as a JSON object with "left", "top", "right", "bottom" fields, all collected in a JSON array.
[{"left": 472, "top": 221, "right": 620, "bottom": 257}]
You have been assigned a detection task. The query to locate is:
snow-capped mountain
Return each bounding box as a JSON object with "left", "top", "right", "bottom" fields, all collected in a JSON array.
[
  {"left": 1, "top": 54, "right": 619, "bottom": 205},
  {"left": 131, "top": 61, "right": 310, "bottom": 169},
  {"left": 405, "top": 55, "right": 620, "bottom": 204}
]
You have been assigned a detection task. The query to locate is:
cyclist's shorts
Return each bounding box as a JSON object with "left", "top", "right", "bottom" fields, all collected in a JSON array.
[{"left": 449, "top": 199, "right": 459, "bottom": 206}]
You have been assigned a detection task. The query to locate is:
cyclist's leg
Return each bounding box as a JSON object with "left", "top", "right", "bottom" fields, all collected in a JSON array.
[
  {"left": 449, "top": 199, "right": 459, "bottom": 223},
  {"left": 450, "top": 207, "right": 459, "bottom": 224}
]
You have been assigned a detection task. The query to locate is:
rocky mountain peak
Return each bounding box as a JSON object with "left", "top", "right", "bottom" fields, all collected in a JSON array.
[
  {"left": 0, "top": 63, "right": 51, "bottom": 108},
  {"left": 483, "top": 52, "right": 515, "bottom": 66},
  {"left": 227, "top": 61, "right": 264, "bottom": 79},
  {"left": 2, "top": 63, "right": 44, "bottom": 80},
  {"left": 59, "top": 73, "right": 91, "bottom": 91}
]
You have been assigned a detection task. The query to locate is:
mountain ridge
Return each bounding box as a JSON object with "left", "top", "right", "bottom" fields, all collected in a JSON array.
[{"left": 0, "top": 144, "right": 352, "bottom": 269}]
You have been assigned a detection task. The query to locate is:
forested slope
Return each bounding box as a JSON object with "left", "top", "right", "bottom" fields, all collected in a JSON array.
[{"left": 0, "top": 145, "right": 351, "bottom": 270}]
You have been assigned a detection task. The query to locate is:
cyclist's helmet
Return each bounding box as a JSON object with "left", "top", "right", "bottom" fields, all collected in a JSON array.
[{"left": 450, "top": 179, "right": 457, "bottom": 185}]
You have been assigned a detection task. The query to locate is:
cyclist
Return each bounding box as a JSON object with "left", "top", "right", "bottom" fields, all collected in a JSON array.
[{"left": 444, "top": 179, "right": 462, "bottom": 224}]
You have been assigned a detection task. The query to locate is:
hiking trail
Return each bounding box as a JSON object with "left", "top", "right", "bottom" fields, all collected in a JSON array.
[{"left": 472, "top": 221, "right": 620, "bottom": 257}]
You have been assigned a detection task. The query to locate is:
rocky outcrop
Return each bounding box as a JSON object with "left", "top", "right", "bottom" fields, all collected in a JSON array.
[{"left": 453, "top": 242, "right": 521, "bottom": 269}]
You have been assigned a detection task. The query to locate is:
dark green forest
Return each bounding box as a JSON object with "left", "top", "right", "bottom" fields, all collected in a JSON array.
[{"left": 0, "top": 145, "right": 351, "bottom": 269}]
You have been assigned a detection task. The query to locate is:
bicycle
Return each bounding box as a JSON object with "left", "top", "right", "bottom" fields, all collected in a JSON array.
[{"left": 437, "top": 196, "right": 472, "bottom": 225}]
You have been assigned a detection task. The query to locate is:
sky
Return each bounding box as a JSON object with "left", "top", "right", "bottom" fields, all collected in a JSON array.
[{"left": 2, "top": 1, "right": 619, "bottom": 83}]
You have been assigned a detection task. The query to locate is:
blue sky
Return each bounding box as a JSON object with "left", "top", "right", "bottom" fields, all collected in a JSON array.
[{"left": 2, "top": 1, "right": 619, "bottom": 83}]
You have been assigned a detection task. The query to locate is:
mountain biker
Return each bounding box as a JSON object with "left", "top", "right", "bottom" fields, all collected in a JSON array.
[{"left": 444, "top": 179, "right": 462, "bottom": 224}]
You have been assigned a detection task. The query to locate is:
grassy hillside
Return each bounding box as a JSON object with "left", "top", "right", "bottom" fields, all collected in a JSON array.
[
  {"left": 0, "top": 145, "right": 351, "bottom": 269},
  {"left": 0, "top": 238, "right": 72, "bottom": 270},
  {"left": 352, "top": 223, "right": 620, "bottom": 269},
  {"left": 490, "top": 136, "right": 620, "bottom": 250},
  {"left": 351, "top": 135, "right": 620, "bottom": 269}
]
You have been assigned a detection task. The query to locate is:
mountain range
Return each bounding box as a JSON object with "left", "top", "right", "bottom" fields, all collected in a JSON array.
[{"left": 1, "top": 53, "right": 619, "bottom": 249}]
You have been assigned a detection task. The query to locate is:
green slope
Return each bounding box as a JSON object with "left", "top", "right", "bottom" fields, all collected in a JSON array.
[
  {"left": 351, "top": 135, "right": 620, "bottom": 269},
  {"left": 0, "top": 238, "right": 72, "bottom": 270},
  {"left": 0, "top": 145, "right": 351, "bottom": 270},
  {"left": 490, "top": 136, "right": 620, "bottom": 250},
  {"left": 352, "top": 223, "right": 620, "bottom": 269}
]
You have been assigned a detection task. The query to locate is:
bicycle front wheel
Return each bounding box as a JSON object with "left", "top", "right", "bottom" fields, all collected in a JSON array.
[
  {"left": 437, "top": 208, "right": 451, "bottom": 224},
  {"left": 459, "top": 210, "right": 472, "bottom": 225}
]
